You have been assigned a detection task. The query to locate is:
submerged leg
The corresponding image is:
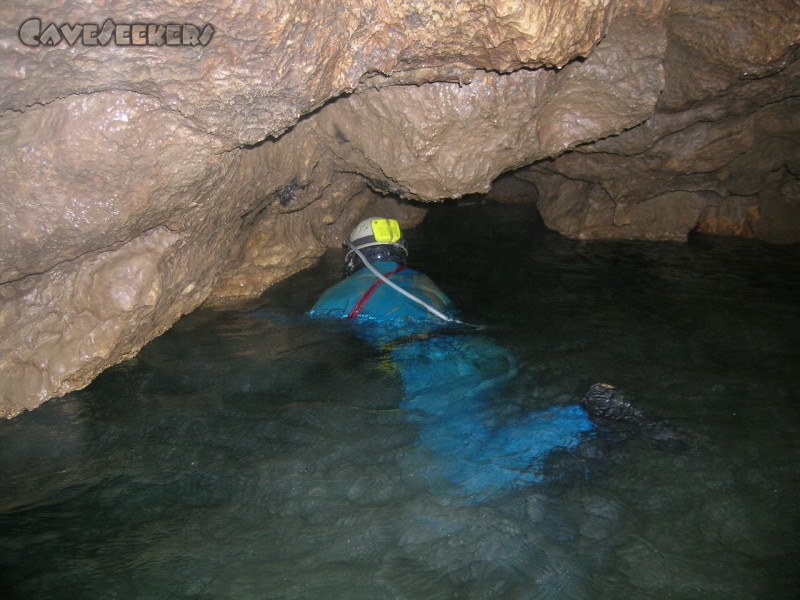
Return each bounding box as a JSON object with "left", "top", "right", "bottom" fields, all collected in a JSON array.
[{"left": 392, "top": 335, "right": 598, "bottom": 498}]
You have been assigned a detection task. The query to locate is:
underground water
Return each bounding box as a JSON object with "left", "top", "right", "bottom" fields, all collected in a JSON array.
[{"left": 1, "top": 201, "right": 798, "bottom": 599}]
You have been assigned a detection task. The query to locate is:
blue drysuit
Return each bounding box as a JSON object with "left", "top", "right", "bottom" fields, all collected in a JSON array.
[{"left": 310, "top": 260, "right": 594, "bottom": 499}]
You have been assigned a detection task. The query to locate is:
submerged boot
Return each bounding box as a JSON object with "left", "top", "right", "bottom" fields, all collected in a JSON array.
[
  {"left": 580, "top": 383, "right": 687, "bottom": 451},
  {"left": 542, "top": 383, "right": 688, "bottom": 486},
  {"left": 580, "top": 383, "right": 649, "bottom": 427}
]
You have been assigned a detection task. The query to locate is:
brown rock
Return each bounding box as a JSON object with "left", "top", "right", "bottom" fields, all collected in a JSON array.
[
  {"left": 519, "top": 1, "right": 800, "bottom": 243},
  {"left": 1, "top": 0, "right": 799, "bottom": 416},
  {"left": 313, "top": 12, "right": 666, "bottom": 201}
]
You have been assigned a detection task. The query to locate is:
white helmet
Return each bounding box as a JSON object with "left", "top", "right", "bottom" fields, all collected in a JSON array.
[{"left": 343, "top": 217, "right": 408, "bottom": 277}]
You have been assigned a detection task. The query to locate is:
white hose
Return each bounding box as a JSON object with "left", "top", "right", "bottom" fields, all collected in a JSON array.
[{"left": 346, "top": 242, "right": 457, "bottom": 324}]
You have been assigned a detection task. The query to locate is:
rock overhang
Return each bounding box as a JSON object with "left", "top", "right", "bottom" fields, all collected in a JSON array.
[{"left": 1, "top": 0, "right": 798, "bottom": 417}]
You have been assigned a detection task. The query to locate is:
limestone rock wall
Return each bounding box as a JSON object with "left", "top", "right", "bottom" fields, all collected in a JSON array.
[
  {"left": 313, "top": 11, "right": 666, "bottom": 202},
  {"left": 1, "top": 0, "right": 798, "bottom": 416},
  {"left": 522, "top": 0, "right": 800, "bottom": 241}
]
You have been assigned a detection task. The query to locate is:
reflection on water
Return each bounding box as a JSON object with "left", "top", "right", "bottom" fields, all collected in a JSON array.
[{"left": 1, "top": 202, "right": 799, "bottom": 599}]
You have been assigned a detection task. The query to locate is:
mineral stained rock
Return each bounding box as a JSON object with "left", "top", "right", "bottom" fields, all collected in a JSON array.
[
  {"left": 523, "top": 0, "right": 800, "bottom": 241},
  {"left": 1, "top": 0, "right": 799, "bottom": 416}
]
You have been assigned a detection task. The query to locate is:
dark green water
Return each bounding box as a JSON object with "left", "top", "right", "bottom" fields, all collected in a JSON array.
[{"left": 1, "top": 202, "right": 799, "bottom": 599}]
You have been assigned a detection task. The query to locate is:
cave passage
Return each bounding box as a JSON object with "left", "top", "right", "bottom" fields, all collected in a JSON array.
[{"left": 0, "top": 202, "right": 798, "bottom": 598}]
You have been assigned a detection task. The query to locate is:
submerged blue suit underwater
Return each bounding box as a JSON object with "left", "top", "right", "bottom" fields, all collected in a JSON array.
[{"left": 310, "top": 259, "right": 595, "bottom": 500}]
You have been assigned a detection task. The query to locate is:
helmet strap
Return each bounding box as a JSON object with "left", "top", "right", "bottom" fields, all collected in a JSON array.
[{"left": 344, "top": 244, "right": 408, "bottom": 277}]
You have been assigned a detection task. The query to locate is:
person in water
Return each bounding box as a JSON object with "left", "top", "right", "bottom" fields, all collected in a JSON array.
[{"left": 310, "top": 217, "right": 645, "bottom": 500}]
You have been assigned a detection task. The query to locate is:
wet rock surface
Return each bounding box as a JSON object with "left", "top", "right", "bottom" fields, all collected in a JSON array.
[
  {"left": 521, "top": 0, "right": 800, "bottom": 241},
  {"left": 313, "top": 12, "right": 665, "bottom": 202},
  {"left": 1, "top": 0, "right": 799, "bottom": 416}
]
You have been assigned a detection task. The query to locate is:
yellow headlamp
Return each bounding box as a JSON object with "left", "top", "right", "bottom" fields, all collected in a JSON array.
[{"left": 370, "top": 218, "right": 402, "bottom": 244}]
